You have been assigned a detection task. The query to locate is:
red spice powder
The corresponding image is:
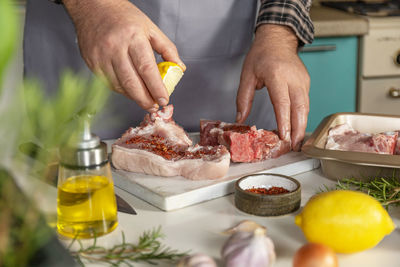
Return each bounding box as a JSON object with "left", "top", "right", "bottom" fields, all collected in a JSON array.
[
  {"left": 245, "top": 186, "right": 290, "bottom": 195},
  {"left": 126, "top": 135, "right": 184, "bottom": 160},
  {"left": 125, "top": 134, "right": 213, "bottom": 160}
]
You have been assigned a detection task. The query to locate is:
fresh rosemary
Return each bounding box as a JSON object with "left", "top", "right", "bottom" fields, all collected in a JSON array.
[
  {"left": 321, "top": 177, "right": 400, "bottom": 208},
  {"left": 68, "top": 226, "right": 188, "bottom": 266}
]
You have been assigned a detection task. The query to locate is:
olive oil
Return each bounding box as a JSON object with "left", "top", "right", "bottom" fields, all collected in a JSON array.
[{"left": 57, "top": 175, "right": 118, "bottom": 239}]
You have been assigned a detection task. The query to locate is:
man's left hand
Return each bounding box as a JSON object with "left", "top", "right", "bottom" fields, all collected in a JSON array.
[{"left": 236, "top": 24, "right": 310, "bottom": 151}]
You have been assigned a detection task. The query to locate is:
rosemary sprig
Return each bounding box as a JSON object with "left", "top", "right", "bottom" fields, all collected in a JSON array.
[
  {"left": 69, "top": 227, "right": 188, "bottom": 266},
  {"left": 321, "top": 176, "right": 400, "bottom": 208}
]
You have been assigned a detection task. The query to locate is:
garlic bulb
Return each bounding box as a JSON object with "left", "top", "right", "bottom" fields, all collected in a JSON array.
[
  {"left": 223, "top": 220, "right": 266, "bottom": 235},
  {"left": 221, "top": 227, "right": 276, "bottom": 267},
  {"left": 177, "top": 253, "right": 217, "bottom": 267}
]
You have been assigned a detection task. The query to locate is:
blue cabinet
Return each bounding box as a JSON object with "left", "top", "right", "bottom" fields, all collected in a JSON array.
[{"left": 299, "top": 37, "right": 358, "bottom": 132}]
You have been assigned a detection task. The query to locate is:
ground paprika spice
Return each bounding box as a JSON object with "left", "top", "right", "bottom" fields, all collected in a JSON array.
[{"left": 245, "top": 186, "right": 290, "bottom": 195}]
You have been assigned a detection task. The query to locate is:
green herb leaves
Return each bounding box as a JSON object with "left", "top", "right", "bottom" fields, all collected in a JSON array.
[
  {"left": 69, "top": 227, "right": 188, "bottom": 266},
  {"left": 322, "top": 177, "right": 400, "bottom": 208},
  {"left": 0, "top": 0, "right": 17, "bottom": 92}
]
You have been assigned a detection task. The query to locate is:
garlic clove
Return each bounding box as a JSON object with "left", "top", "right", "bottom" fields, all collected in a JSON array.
[
  {"left": 177, "top": 253, "right": 217, "bottom": 267},
  {"left": 222, "top": 220, "right": 266, "bottom": 235},
  {"left": 221, "top": 227, "right": 276, "bottom": 267}
]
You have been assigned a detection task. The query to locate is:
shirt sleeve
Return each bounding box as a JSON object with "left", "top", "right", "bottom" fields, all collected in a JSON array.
[
  {"left": 256, "top": 0, "right": 314, "bottom": 45},
  {"left": 48, "top": 0, "right": 63, "bottom": 4}
]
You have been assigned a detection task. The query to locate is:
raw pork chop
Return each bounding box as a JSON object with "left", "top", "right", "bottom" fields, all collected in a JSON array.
[
  {"left": 112, "top": 105, "right": 230, "bottom": 180},
  {"left": 199, "top": 120, "right": 291, "bottom": 163},
  {"left": 395, "top": 131, "right": 400, "bottom": 155},
  {"left": 325, "top": 123, "right": 398, "bottom": 154}
]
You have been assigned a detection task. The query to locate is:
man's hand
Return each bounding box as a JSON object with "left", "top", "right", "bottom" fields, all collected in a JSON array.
[
  {"left": 63, "top": 0, "right": 185, "bottom": 113},
  {"left": 236, "top": 24, "right": 310, "bottom": 151}
]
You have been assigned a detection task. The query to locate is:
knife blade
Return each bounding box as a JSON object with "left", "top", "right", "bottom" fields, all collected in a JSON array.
[{"left": 116, "top": 194, "right": 137, "bottom": 215}]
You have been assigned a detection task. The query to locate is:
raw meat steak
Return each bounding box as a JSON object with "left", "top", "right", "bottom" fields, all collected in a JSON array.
[
  {"left": 325, "top": 123, "right": 398, "bottom": 154},
  {"left": 395, "top": 131, "right": 400, "bottom": 155},
  {"left": 137, "top": 105, "right": 192, "bottom": 147},
  {"left": 112, "top": 105, "right": 230, "bottom": 180},
  {"left": 199, "top": 120, "right": 291, "bottom": 163}
]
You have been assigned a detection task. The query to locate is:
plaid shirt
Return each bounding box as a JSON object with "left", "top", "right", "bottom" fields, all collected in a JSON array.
[
  {"left": 257, "top": 0, "right": 314, "bottom": 45},
  {"left": 50, "top": 0, "right": 314, "bottom": 44}
]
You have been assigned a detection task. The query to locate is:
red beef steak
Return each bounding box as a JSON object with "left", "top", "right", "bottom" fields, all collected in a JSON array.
[
  {"left": 112, "top": 105, "right": 230, "bottom": 180},
  {"left": 199, "top": 120, "right": 291, "bottom": 162}
]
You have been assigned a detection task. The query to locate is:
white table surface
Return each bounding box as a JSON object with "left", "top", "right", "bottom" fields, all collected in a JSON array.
[{"left": 41, "top": 168, "right": 399, "bottom": 267}]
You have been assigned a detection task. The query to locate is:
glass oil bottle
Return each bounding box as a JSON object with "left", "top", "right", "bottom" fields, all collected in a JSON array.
[{"left": 57, "top": 121, "right": 118, "bottom": 239}]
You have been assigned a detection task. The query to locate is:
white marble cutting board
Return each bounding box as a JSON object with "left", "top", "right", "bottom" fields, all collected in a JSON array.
[{"left": 107, "top": 135, "right": 320, "bottom": 211}]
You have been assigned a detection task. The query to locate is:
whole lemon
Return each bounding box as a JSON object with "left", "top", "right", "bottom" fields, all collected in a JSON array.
[{"left": 295, "top": 190, "right": 395, "bottom": 253}]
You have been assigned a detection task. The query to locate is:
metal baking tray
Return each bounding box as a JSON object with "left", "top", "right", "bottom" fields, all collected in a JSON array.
[{"left": 302, "top": 112, "right": 400, "bottom": 181}]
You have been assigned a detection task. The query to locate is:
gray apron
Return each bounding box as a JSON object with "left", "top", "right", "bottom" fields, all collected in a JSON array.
[{"left": 24, "top": 0, "right": 276, "bottom": 139}]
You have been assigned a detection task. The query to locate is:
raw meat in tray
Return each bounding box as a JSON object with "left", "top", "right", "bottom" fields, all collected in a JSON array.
[{"left": 326, "top": 123, "right": 399, "bottom": 155}]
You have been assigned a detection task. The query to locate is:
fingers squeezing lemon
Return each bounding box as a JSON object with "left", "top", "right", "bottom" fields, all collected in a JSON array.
[{"left": 157, "top": 61, "right": 184, "bottom": 96}]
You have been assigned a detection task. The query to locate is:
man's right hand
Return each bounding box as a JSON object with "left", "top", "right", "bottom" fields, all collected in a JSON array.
[{"left": 63, "top": 0, "right": 185, "bottom": 112}]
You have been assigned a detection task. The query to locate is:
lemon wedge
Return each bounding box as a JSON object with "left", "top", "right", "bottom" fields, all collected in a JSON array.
[{"left": 157, "top": 61, "right": 184, "bottom": 96}]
